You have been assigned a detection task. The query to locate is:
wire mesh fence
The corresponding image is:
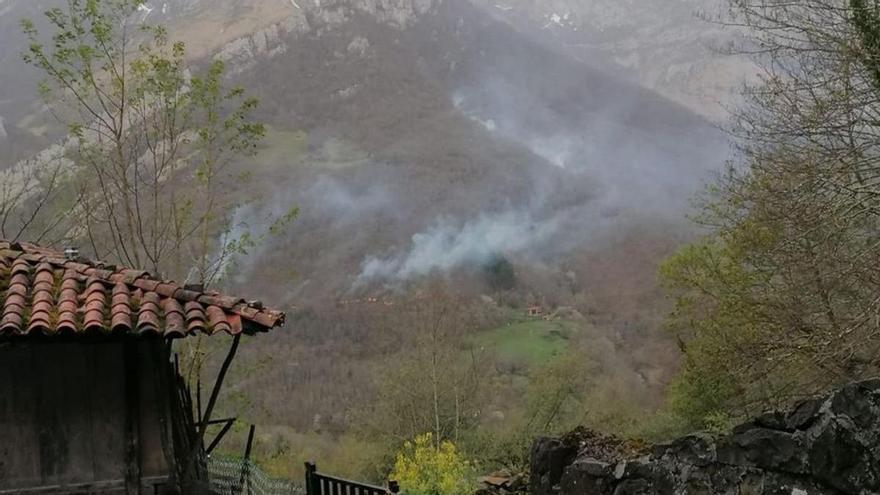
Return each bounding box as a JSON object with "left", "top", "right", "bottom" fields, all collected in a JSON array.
[{"left": 206, "top": 455, "right": 306, "bottom": 495}]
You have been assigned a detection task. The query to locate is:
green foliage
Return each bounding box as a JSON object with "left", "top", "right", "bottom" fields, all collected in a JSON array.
[
  {"left": 15, "top": 1, "right": 299, "bottom": 424},
  {"left": 851, "top": 0, "right": 880, "bottom": 89},
  {"left": 484, "top": 255, "right": 516, "bottom": 291},
  {"left": 354, "top": 288, "right": 491, "bottom": 462},
  {"left": 664, "top": 347, "right": 739, "bottom": 430},
  {"left": 659, "top": 0, "right": 880, "bottom": 429},
  {"left": 521, "top": 350, "right": 590, "bottom": 433},
  {"left": 269, "top": 206, "right": 300, "bottom": 236},
  {"left": 390, "top": 434, "right": 476, "bottom": 495},
  {"left": 659, "top": 236, "right": 756, "bottom": 424},
  {"left": 475, "top": 349, "right": 589, "bottom": 468},
  {"left": 660, "top": 197, "right": 803, "bottom": 427},
  {"left": 17, "top": 0, "right": 283, "bottom": 281},
  {"left": 252, "top": 127, "right": 309, "bottom": 168}
]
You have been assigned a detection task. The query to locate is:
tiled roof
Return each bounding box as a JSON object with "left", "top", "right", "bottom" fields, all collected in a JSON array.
[{"left": 0, "top": 240, "right": 285, "bottom": 338}]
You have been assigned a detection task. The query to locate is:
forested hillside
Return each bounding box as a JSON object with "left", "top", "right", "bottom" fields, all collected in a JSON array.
[
  {"left": 663, "top": 0, "right": 880, "bottom": 432},
  {"left": 0, "top": 0, "right": 772, "bottom": 488}
]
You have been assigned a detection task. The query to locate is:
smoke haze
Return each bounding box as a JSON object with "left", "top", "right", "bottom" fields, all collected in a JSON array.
[{"left": 358, "top": 210, "right": 559, "bottom": 284}]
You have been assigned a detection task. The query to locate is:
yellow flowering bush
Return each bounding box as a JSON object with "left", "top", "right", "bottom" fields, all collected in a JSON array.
[{"left": 390, "top": 434, "right": 476, "bottom": 495}]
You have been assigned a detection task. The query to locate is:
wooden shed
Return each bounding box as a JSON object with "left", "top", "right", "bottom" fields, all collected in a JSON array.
[{"left": 0, "top": 241, "right": 285, "bottom": 494}]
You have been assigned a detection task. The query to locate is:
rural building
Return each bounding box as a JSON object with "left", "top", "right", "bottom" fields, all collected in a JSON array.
[{"left": 0, "top": 240, "right": 285, "bottom": 494}]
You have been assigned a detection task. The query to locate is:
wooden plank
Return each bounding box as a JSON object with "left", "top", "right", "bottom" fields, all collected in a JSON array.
[
  {"left": 35, "top": 343, "right": 95, "bottom": 486},
  {"left": 123, "top": 341, "right": 142, "bottom": 495},
  {"left": 205, "top": 419, "right": 235, "bottom": 454},
  {"left": 0, "top": 342, "right": 180, "bottom": 492},
  {"left": 136, "top": 342, "right": 170, "bottom": 478},
  {"left": 0, "top": 478, "right": 125, "bottom": 493},
  {"left": 60, "top": 343, "right": 96, "bottom": 485},
  {"left": 89, "top": 342, "right": 126, "bottom": 482},
  {"left": 0, "top": 343, "right": 40, "bottom": 490}
]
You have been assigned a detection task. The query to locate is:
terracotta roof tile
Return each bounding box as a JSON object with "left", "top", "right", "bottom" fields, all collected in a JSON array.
[
  {"left": 226, "top": 313, "right": 243, "bottom": 334},
  {"left": 176, "top": 289, "right": 201, "bottom": 302},
  {"left": 1, "top": 314, "right": 23, "bottom": 334},
  {"left": 154, "top": 283, "right": 179, "bottom": 299},
  {"left": 133, "top": 278, "right": 161, "bottom": 293},
  {"left": 161, "top": 298, "right": 186, "bottom": 337},
  {"left": 184, "top": 301, "right": 206, "bottom": 333},
  {"left": 0, "top": 241, "right": 285, "bottom": 339},
  {"left": 206, "top": 306, "right": 231, "bottom": 335}
]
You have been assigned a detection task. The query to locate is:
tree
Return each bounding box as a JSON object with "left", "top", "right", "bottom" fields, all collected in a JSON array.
[
  {"left": 0, "top": 151, "right": 78, "bottom": 244},
  {"left": 480, "top": 349, "right": 591, "bottom": 469},
  {"left": 663, "top": 0, "right": 880, "bottom": 427},
  {"left": 355, "top": 283, "right": 490, "bottom": 457},
  {"left": 484, "top": 254, "right": 516, "bottom": 292},
  {"left": 20, "top": 0, "right": 267, "bottom": 282},
  {"left": 14, "top": 3, "right": 296, "bottom": 484}
]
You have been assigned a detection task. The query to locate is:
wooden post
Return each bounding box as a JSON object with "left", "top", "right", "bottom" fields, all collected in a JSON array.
[
  {"left": 184, "top": 334, "right": 241, "bottom": 477},
  {"left": 123, "top": 341, "right": 142, "bottom": 495},
  {"left": 304, "top": 462, "right": 318, "bottom": 495},
  {"left": 205, "top": 418, "right": 236, "bottom": 454},
  {"left": 153, "top": 342, "right": 179, "bottom": 491},
  {"left": 196, "top": 376, "right": 203, "bottom": 426},
  {"left": 388, "top": 480, "right": 400, "bottom": 494},
  {"left": 199, "top": 334, "right": 241, "bottom": 440},
  {"left": 237, "top": 424, "right": 256, "bottom": 495}
]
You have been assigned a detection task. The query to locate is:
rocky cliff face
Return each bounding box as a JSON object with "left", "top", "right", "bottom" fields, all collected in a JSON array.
[
  {"left": 531, "top": 380, "right": 880, "bottom": 494},
  {"left": 0, "top": 0, "right": 751, "bottom": 130},
  {"left": 152, "top": 0, "right": 755, "bottom": 123},
  {"left": 210, "top": 0, "right": 441, "bottom": 75}
]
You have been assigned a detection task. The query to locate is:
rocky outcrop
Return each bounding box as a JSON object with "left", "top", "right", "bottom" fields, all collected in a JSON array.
[
  {"left": 531, "top": 428, "right": 643, "bottom": 495},
  {"left": 532, "top": 380, "right": 880, "bottom": 494},
  {"left": 213, "top": 0, "right": 440, "bottom": 74},
  {"left": 214, "top": 18, "right": 306, "bottom": 74},
  {"left": 306, "top": 0, "right": 438, "bottom": 29}
]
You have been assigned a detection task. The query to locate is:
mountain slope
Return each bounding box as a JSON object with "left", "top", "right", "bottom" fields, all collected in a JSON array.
[
  {"left": 0, "top": 0, "right": 730, "bottom": 306},
  {"left": 196, "top": 0, "right": 729, "bottom": 305},
  {"left": 0, "top": 0, "right": 737, "bottom": 467}
]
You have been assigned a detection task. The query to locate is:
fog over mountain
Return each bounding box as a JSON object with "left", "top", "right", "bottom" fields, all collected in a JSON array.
[
  {"left": 469, "top": 0, "right": 752, "bottom": 121},
  {"left": 0, "top": 0, "right": 743, "bottom": 304},
  {"left": 0, "top": 0, "right": 759, "bottom": 470}
]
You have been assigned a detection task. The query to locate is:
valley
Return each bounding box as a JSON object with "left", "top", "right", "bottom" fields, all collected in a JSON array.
[{"left": 0, "top": 0, "right": 742, "bottom": 484}]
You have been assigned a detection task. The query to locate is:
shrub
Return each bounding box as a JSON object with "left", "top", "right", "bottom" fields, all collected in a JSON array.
[{"left": 390, "top": 434, "right": 476, "bottom": 495}]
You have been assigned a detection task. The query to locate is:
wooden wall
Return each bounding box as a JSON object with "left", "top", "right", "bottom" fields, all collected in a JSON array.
[{"left": 0, "top": 339, "right": 178, "bottom": 493}]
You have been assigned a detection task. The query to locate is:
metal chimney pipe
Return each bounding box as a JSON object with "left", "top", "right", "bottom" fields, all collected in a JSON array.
[{"left": 63, "top": 246, "right": 79, "bottom": 260}]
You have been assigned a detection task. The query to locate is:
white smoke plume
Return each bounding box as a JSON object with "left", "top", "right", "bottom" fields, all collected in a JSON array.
[
  {"left": 358, "top": 210, "right": 559, "bottom": 284},
  {"left": 307, "top": 175, "right": 392, "bottom": 217}
]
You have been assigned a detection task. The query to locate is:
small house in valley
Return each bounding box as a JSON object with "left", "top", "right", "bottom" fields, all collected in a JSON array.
[{"left": 0, "top": 240, "right": 285, "bottom": 494}]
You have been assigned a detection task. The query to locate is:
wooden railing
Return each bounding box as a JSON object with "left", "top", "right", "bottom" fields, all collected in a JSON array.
[{"left": 304, "top": 462, "right": 399, "bottom": 495}]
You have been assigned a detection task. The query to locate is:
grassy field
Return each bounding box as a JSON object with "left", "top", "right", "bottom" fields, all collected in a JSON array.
[
  {"left": 255, "top": 126, "right": 373, "bottom": 171},
  {"left": 254, "top": 126, "right": 309, "bottom": 168},
  {"left": 473, "top": 316, "right": 581, "bottom": 367}
]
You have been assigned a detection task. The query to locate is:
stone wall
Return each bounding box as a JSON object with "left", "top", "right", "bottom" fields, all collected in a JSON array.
[{"left": 531, "top": 380, "right": 880, "bottom": 494}]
